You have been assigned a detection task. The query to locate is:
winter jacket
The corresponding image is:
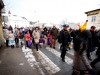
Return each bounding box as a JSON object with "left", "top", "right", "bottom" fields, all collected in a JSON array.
[
  {"left": 73, "top": 30, "right": 93, "bottom": 70},
  {"left": 59, "top": 29, "right": 70, "bottom": 45},
  {"left": 47, "top": 33, "right": 52, "bottom": 39},
  {"left": 25, "top": 33, "right": 31, "bottom": 41},
  {"left": 8, "top": 27, "right": 13, "bottom": 31},
  {"left": 19, "top": 32, "right": 24, "bottom": 39},
  {"left": 8, "top": 34, "right": 14, "bottom": 40},
  {"left": 42, "top": 31, "right": 48, "bottom": 36},
  {"left": 90, "top": 30, "right": 98, "bottom": 47},
  {"left": 33, "top": 30, "right": 40, "bottom": 44},
  {"left": 50, "top": 28, "right": 58, "bottom": 39}
]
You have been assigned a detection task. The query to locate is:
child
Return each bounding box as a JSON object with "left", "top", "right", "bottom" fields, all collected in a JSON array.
[
  {"left": 8, "top": 31, "right": 15, "bottom": 48},
  {"left": 43, "top": 35, "right": 47, "bottom": 47},
  {"left": 39, "top": 36, "right": 44, "bottom": 48},
  {"left": 47, "top": 31, "right": 52, "bottom": 47},
  {"left": 18, "top": 32, "right": 24, "bottom": 47}
]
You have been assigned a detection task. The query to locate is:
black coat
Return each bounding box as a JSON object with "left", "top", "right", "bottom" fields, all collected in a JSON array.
[
  {"left": 90, "top": 30, "right": 98, "bottom": 47},
  {"left": 42, "top": 31, "right": 48, "bottom": 36},
  {"left": 59, "top": 29, "right": 70, "bottom": 45}
]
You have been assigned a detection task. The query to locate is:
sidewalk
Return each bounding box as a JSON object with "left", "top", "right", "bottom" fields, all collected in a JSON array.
[{"left": 0, "top": 46, "right": 49, "bottom": 75}]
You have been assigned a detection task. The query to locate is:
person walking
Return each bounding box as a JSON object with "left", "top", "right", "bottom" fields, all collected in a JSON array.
[
  {"left": 42, "top": 27, "right": 48, "bottom": 46},
  {"left": 59, "top": 24, "right": 70, "bottom": 62},
  {"left": 91, "top": 30, "right": 100, "bottom": 68},
  {"left": 47, "top": 31, "right": 52, "bottom": 46},
  {"left": 33, "top": 27, "right": 40, "bottom": 51},
  {"left": 25, "top": 30, "right": 31, "bottom": 47},
  {"left": 72, "top": 30, "right": 95, "bottom": 75},
  {"left": 8, "top": 31, "right": 15, "bottom": 48},
  {"left": 90, "top": 26, "right": 98, "bottom": 51},
  {"left": 50, "top": 26, "right": 58, "bottom": 49},
  {"left": 18, "top": 31, "right": 24, "bottom": 47}
]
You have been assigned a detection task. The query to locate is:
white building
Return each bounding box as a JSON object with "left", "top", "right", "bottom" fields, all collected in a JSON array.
[
  {"left": 8, "top": 15, "right": 30, "bottom": 28},
  {"left": 2, "top": 14, "right": 30, "bottom": 28},
  {"left": 68, "top": 22, "right": 78, "bottom": 29},
  {"left": 85, "top": 8, "right": 100, "bottom": 29}
]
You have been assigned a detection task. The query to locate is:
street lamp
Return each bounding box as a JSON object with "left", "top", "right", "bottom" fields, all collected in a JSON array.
[{"left": 34, "top": 11, "right": 37, "bottom": 22}]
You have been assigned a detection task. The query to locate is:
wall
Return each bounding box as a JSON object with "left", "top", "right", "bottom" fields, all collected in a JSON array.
[
  {"left": 0, "top": 10, "right": 3, "bottom": 39},
  {"left": 87, "top": 12, "right": 100, "bottom": 29},
  {"left": 9, "top": 20, "right": 29, "bottom": 28}
]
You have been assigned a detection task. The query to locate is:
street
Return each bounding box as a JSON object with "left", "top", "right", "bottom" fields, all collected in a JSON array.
[{"left": 0, "top": 43, "right": 100, "bottom": 75}]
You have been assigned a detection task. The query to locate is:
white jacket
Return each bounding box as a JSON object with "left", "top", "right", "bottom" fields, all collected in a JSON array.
[
  {"left": 8, "top": 34, "right": 14, "bottom": 40},
  {"left": 33, "top": 30, "right": 40, "bottom": 44}
]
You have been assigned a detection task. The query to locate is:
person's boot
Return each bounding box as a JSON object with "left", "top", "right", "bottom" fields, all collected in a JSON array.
[
  {"left": 90, "top": 62, "right": 95, "bottom": 68},
  {"left": 62, "top": 59, "right": 65, "bottom": 62}
]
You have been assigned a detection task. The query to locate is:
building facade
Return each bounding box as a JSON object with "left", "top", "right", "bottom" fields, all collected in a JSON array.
[
  {"left": 0, "top": 0, "right": 4, "bottom": 47},
  {"left": 2, "top": 14, "right": 30, "bottom": 28},
  {"left": 8, "top": 15, "right": 30, "bottom": 28},
  {"left": 85, "top": 9, "right": 100, "bottom": 29}
]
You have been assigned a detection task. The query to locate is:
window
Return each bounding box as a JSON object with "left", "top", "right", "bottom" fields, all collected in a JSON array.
[{"left": 91, "top": 16, "right": 96, "bottom": 22}]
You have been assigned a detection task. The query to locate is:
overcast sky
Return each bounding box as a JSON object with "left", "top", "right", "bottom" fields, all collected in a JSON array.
[{"left": 3, "top": 0, "right": 100, "bottom": 23}]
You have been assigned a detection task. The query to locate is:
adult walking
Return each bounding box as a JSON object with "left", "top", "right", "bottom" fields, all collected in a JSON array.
[
  {"left": 59, "top": 24, "right": 70, "bottom": 62},
  {"left": 91, "top": 30, "right": 100, "bottom": 68},
  {"left": 90, "top": 26, "right": 98, "bottom": 51},
  {"left": 50, "top": 26, "right": 58, "bottom": 49},
  {"left": 72, "top": 20, "right": 95, "bottom": 75},
  {"left": 33, "top": 27, "right": 40, "bottom": 51}
]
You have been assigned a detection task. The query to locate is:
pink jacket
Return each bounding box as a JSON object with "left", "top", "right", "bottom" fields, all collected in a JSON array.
[
  {"left": 26, "top": 33, "right": 31, "bottom": 41},
  {"left": 47, "top": 33, "right": 52, "bottom": 39}
]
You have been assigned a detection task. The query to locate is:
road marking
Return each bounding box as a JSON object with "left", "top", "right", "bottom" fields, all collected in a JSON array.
[
  {"left": 19, "top": 63, "right": 24, "bottom": 66},
  {"left": 22, "top": 46, "right": 45, "bottom": 75},
  {"left": 38, "top": 50, "right": 61, "bottom": 74},
  {"left": 46, "top": 47, "right": 73, "bottom": 65}
]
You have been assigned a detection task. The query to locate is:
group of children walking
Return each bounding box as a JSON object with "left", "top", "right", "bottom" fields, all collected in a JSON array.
[{"left": 39, "top": 31, "right": 52, "bottom": 48}]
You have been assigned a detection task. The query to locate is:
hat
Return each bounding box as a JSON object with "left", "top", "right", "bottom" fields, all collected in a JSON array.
[
  {"left": 91, "top": 26, "right": 96, "bottom": 29},
  {"left": 63, "top": 24, "right": 69, "bottom": 27}
]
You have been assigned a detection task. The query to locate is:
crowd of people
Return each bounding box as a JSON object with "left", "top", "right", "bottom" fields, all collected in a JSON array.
[{"left": 3, "top": 21, "right": 100, "bottom": 75}]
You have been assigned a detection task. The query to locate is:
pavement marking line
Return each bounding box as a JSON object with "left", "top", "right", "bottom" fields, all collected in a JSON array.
[
  {"left": 22, "top": 46, "right": 45, "bottom": 75},
  {"left": 38, "top": 50, "right": 61, "bottom": 74},
  {"left": 46, "top": 47, "right": 73, "bottom": 65},
  {"left": 67, "top": 50, "right": 74, "bottom": 55},
  {"left": 19, "top": 63, "right": 24, "bottom": 66}
]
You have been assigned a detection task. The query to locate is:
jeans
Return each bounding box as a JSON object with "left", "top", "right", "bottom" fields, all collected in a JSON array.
[{"left": 19, "top": 39, "right": 23, "bottom": 47}]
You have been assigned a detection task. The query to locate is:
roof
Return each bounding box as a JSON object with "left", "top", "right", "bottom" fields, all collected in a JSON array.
[
  {"left": 9, "top": 15, "right": 28, "bottom": 22},
  {"left": 85, "top": 8, "right": 100, "bottom": 14}
]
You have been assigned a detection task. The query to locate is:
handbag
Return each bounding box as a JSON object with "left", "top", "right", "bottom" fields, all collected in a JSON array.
[
  {"left": 28, "top": 40, "right": 32, "bottom": 46},
  {"left": 60, "top": 45, "right": 63, "bottom": 50},
  {"left": 49, "top": 38, "right": 52, "bottom": 44}
]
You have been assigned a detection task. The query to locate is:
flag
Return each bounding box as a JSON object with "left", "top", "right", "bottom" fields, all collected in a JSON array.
[
  {"left": 80, "top": 20, "right": 88, "bottom": 32},
  {"left": 77, "top": 23, "right": 80, "bottom": 28},
  {"left": 8, "top": 10, "right": 11, "bottom": 14}
]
